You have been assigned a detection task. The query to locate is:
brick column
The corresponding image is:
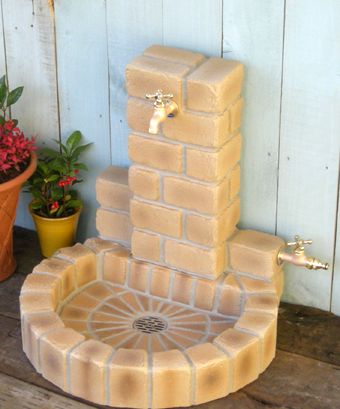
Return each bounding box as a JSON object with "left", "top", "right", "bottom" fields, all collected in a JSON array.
[{"left": 126, "top": 45, "right": 244, "bottom": 280}]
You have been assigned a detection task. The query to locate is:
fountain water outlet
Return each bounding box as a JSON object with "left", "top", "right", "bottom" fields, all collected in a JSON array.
[{"left": 19, "top": 44, "right": 328, "bottom": 409}]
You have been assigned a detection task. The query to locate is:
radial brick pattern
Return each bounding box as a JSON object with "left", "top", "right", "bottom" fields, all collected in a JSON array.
[{"left": 59, "top": 281, "right": 237, "bottom": 352}]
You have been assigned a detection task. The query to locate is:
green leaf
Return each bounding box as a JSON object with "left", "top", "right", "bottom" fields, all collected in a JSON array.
[
  {"left": 6, "top": 86, "right": 23, "bottom": 107},
  {"left": 37, "top": 162, "right": 49, "bottom": 175},
  {"left": 0, "top": 77, "right": 7, "bottom": 108},
  {"left": 73, "top": 162, "right": 88, "bottom": 171},
  {"left": 47, "top": 174, "right": 59, "bottom": 182},
  {"left": 72, "top": 143, "right": 92, "bottom": 160},
  {"left": 66, "top": 131, "right": 82, "bottom": 151},
  {"left": 0, "top": 115, "right": 5, "bottom": 126},
  {"left": 65, "top": 199, "right": 82, "bottom": 209}
]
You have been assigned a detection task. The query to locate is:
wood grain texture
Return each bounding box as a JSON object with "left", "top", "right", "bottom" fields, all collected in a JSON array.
[
  {"left": 277, "top": 0, "right": 340, "bottom": 310},
  {"left": 0, "top": 372, "right": 94, "bottom": 409},
  {"left": 163, "top": 0, "right": 222, "bottom": 57},
  {"left": 3, "top": 0, "right": 59, "bottom": 229},
  {"left": 222, "top": 0, "right": 285, "bottom": 233},
  {"left": 331, "top": 184, "right": 340, "bottom": 314},
  {"left": 54, "top": 0, "right": 111, "bottom": 240},
  {"left": 106, "top": 0, "right": 163, "bottom": 168},
  {"left": 0, "top": 1, "right": 6, "bottom": 75}
]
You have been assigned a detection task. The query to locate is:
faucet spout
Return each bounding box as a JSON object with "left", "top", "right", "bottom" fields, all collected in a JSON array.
[
  {"left": 278, "top": 235, "right": 329, "bottom": 270},
  {"left": 145, "top": 90, "right": 178, "bottom": 134},
  {"left": 149, "top": 107, "right": 168, "bottom": 134}
]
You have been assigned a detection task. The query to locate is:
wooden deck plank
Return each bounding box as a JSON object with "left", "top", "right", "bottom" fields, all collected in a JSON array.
[{"left": 0, "top": 372, "right": 94, "bottom": 409}]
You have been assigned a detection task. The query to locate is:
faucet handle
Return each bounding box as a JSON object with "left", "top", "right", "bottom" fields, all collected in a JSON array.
[
  {"left": 145, "top": 90, "right": 173, "bottom": 108},
  {"left": 286, "top": 235, "right": 312, "bottom": 252}
]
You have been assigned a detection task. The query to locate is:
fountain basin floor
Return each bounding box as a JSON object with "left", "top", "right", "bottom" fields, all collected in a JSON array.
[{"left": 20, "top": 237, "right": 282, "bottom": 408}]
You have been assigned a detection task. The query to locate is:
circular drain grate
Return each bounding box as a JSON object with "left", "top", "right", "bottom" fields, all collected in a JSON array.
[{"left": 133, "top": 315, "right": 168, "bottom": 334}]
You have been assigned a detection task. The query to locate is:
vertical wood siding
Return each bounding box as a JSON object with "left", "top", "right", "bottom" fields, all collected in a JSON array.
[{"left": 0, "top": 0, "right": 339, "bottom": 313}]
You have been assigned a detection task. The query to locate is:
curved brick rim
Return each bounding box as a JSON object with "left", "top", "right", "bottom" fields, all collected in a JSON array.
[{"left": 20, "top": 237, "right": 283, "bottom": 408}]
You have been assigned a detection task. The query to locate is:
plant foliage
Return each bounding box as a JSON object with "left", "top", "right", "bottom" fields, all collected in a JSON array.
[{"left": 26, "top": 131, "right": 92, "bottom": 218}]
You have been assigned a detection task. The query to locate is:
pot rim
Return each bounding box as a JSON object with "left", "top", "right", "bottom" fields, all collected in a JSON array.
[
  {"left": 29, "top": 202, "right": 83, "bottom": 222},
  {"left": 0, "top": 152, "right": 38, "bottom": 193}
]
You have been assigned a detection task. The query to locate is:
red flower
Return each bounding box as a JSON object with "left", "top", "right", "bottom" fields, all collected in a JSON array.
[{"left": 51, "top": 201, "right": 59, "bottom": 210}]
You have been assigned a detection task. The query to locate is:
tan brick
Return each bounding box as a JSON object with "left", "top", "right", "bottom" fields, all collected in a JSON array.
[
  {"left": 235, "top": 311, "right": 277, "bottom": 371},
  {"left": 84, "top": 237, "right": 120, "bottom": 254},
  {"left": 228, "top": 230, "right": 284, "bottom": 278},
  {"left": 103, "top": 247, "right": 130, "bottom": 284},
  {"left": 33, "top": 258, "right": 76, "bottom": 300},
  {"left": 22, "top": 312, "right": 64, "bottom": 371},
  {"left": 195, "top": 278, "right": 216, "bottom": 310},
  {"left": 187, "top": 58, "right": 244, "bottom": 113},
  {"left": 21, "top": 273, "right": 61, "bottom": 310},
  {"left": 126, "top": 55, "right": 191, "bottom": 108},
  {"left": 186, "top": 343, "right": 230, "bottom": 404},
  {"left": 218, "top": 274, "right": 243, "bottom": 316},
  {"left": 172, "top": 272, "right": 193, "bottom": 304},
  {"left": 152, "top": 350, "right": 191, "bottom": 408},
  {"left": 131, "top": 199, "right": 182, "bottom": 238},
  {"left": 213, "top": 328, "right": 260, "bottom": 392},
  {"left": 96, "top": 208, "right": 132, "bottom": 243},
  {"left": 144, "top": 45, "right": 205, "bottom": 67},
  {"left": 127, "top": 97, "right": 155, "bottom": 134},
  {"left": 186, "top": 197, "right": 240, "bottom": 247},
  {"left": 230, "top": 98, "right": 244, "bottom": 132},
  {"left": 108, "top": 348, "right": 148, "bottom": 408},
  {"left": 244, "top": 294, "right": 279, "bottom": 316},
  {"left": 40, "top": 328, "right": 84, "bottom": 390},
  {"left": 186, "top": 134, "right": 241, "bottom": 182},
  {"left": 150, "top": 266, "right": 171, "bottom": 298},
  {"left": 70, "top": 339, "right": 112, "bottom": 405},
  {"left": 163, "top": 109, "right": 230, "bottom": 148},
  {"left": 56, "top": 244, "right": 97, "bottom": 287},
  {"left": 129, "top": 260, "right": 149, "bottom": 292},
  {"left": 129, "top": 134, "right": 182, "bottom": 172},
  {"left": 164, "top": 239, "right": 225, "bottom": 278},
  {"left": 132, "top": 230, "right": 161, "bottom": 262},
  {"left": 238, "top": 275, "right": 276, "bottom": 294},
  {"left": 129, "top": 165, "right": 160, "bottom": 200},
  {"left": 273, "top": 269, "right": 284, "bottom": 298},
  {"left": 230, "top": 164, "right": 241, "bottom": 199},
  {"left": 164, "top": 176, "right": 228, "bottom": 215},
  {"left": 96, "top": 166, "right": 131, "bottom": 211},
  {"left": 20, "top": 292, "right": 55, "bottom": 316}
]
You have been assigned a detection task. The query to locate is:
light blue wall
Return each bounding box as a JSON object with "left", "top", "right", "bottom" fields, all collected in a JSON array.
[{"left": 0, "top": 0, "right": 339, "bottom": 314}]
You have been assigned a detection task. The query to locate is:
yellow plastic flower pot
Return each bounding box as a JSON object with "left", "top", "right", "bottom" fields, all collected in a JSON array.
[{"left": 30, "top": 204, "right": 82, "bottom": 257}]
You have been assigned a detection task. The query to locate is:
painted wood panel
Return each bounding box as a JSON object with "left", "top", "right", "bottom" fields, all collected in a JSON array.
[
  {"left": 277, "top": 0, "right": 340, "bottom": 310},
  {"left": 332, "top": 186, "right": 340, "bottom": 315},
  {"left": 106, "top": 0, "right": 163, "bottom": 167},
  {"left": 54, "top": 0, "right": 111, "bottom": 240},
  {"left": 222, "top": 0, "right": 285, "bottom": 233},
  {"left": 0, "top": 1, "right": 6, "bottom": 75},
  {"left": 163, "top": 0, "right": 222, "bottom": 57},
  {"left": 3, "top": 0, "right": 59, "bottom": 229}
]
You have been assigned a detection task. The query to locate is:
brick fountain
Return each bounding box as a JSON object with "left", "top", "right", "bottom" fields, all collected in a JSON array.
[{"left": 19, "top": 45, "right": 326, "bottom": 408}]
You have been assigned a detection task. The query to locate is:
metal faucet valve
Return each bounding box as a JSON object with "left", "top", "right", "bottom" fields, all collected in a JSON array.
[
  {"left": 146, "top": 90, "right": 174, "bottom": 108},
  {"left": 286, "top": 236, "right": 312, "bottom": 253}
]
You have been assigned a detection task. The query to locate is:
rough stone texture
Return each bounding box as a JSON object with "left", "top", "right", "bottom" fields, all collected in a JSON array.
[
  {"left": 96, "top": 208, "right": 132, "bottom": 243},
  {"left": 227, "top": 230, "right": 285, "bottom": 278},
  {"left": 186, "top": 58, "right": 244, "bottom": 113},
  {"left": 96, "top": 166, "right": 131, "bottom": 211}
]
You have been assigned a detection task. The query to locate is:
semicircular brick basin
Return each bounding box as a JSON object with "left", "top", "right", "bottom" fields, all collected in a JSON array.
[{"left": 20, "top": 237, "right": 283, "bottom": 408}]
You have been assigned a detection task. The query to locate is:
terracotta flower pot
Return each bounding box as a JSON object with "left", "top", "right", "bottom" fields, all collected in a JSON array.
[
  {"left": 0, "top": 153, "right": 37, "bottom": 281},
  {"left": 30, "top": 205, "right": 82, "bottom": 258}
]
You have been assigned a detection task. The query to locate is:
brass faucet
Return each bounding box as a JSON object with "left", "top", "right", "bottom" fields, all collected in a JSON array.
[
  {"left": 278, "top": 235, "right": 329, "bottom": 270},
  {"left": 145, "top": 90, "right": 178, "bottom": 134}
]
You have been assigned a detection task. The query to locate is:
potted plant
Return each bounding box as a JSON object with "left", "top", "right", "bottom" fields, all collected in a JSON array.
[
  {"left": 0, "top": 75, "right": 37, "bottom": 281},
  {"left": 26, "top": 131, "right": 91, "bottom": 257}
]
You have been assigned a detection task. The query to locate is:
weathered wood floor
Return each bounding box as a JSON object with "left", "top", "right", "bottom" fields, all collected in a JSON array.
[{"left": 0, "top": 227, "right": 339, "bottom": 409}]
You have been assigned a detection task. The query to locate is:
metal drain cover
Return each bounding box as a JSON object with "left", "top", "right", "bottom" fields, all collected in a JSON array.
[{"left": 133, "top": 315, "right": 168, "bottom": 334}]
